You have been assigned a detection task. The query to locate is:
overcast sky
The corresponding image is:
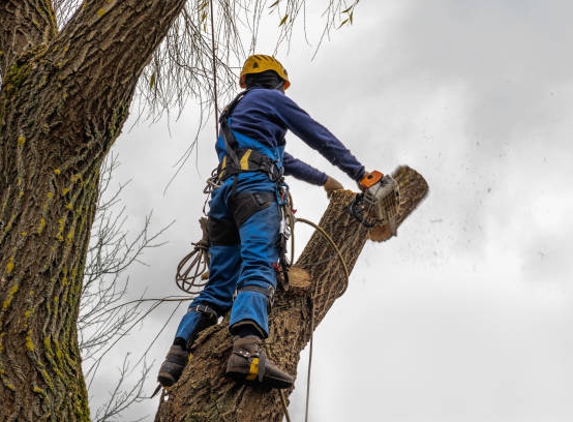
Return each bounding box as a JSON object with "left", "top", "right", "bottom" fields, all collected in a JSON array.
[{"left": 91, "top": 1, "right": 573, "bottom": 421}]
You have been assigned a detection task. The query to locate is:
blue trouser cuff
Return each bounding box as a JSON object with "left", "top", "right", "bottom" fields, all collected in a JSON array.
[
  {"left": 230, "top": 290, "right": 269, "bottom": 338},
  {"left": 175, "top": 308, "right": 204, "bottom": 341}
]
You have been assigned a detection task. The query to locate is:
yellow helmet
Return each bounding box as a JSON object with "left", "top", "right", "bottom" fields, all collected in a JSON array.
[{"left": 239, "top": 55, "right": 290, "bottom": 89}]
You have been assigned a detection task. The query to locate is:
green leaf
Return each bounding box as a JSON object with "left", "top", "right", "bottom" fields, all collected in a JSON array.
[
  {"left": 337, "top": 18, "right": 349, "bottom": 29},
  {"left": 198, "top": 0, "right": 209, "bottom": 11}
]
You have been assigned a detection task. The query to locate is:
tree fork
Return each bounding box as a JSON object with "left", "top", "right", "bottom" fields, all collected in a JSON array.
[{"left": 154, "top": 165, "right": 429, "bottom": 422}]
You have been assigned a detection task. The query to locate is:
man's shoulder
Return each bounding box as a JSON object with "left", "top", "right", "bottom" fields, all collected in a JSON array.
[
  {"left": 248, "top": 88, "right": 288, "bottom": 101},
  {"left": 240, "top": 88, "right": 293, "bottom": 110}
]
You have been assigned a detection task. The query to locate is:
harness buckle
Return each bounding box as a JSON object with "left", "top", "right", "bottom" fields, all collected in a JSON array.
[{"left": 268, "top": 163, "right": 284, "bottom": 182}]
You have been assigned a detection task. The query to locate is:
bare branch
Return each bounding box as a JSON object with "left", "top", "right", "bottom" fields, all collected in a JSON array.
[
  {"left": 93, "top": 355, "right": 152, "bottom": 422},
  {"left": 137, "top": 0, "right": 363, "bottom": 120},
  {"left": 79, "top": 154, "right": 173, "bottom": 420}
]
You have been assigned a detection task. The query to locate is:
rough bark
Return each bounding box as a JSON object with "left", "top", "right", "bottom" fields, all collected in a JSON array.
[
  {"left": 154, "top": 165, "right": 429, "bottom": 422},
  {"left": 0, "top": 1, "right": 186, "bottom": 420}
]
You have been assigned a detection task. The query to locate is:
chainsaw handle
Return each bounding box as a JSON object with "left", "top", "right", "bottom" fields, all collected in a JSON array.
[{"left": 359, "top": 170, "right": 384, "bottom": 191}]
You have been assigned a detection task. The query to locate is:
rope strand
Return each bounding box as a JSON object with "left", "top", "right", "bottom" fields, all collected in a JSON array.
[
  {"left": 289, "top": 216, "right": 352, "bottom": 422},
  {"left": 209, "top": 0, "right": 219, "bottom": 137}
]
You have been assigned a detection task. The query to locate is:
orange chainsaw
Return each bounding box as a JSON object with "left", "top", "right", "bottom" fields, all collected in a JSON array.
[{"left": 354, "top": 170, "right": 400, "bottom": 234}]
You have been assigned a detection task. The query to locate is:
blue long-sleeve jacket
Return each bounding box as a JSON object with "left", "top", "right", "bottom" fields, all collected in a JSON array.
[
  {"left": 216, "top": 88, "right": 365, "bottom": 185},
  {"left": 282, "top": 152, "right": 328, "bottom": 185}
]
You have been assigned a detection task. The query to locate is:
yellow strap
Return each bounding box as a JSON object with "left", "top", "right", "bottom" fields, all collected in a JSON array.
[
  {"left": 239, "top": 149, "right": 252, "bottom": 171},
  {"left": 246, "top": 356, "right": 259, "bottom": 381},
  {"left": 218, "top": 149, "right": 260, "bottom": 180}
]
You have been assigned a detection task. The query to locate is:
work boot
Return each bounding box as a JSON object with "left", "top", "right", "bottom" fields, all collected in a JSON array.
[
  {"left": 157, "top": 344, "right": 189, "bottom": 388},
  {"left": 225, "top": 335, "right": 294, "bottom": 389}
]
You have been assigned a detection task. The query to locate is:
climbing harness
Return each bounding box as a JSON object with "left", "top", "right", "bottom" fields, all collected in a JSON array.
[
  {"left": 217, "top": 148, "right": 283, "bottom": 182},
  {"left": 216, "top": 90, "right": 283, "bottom": 183},
  {"left": 216, "top": 88, "right": 292, "bottom": 288}
]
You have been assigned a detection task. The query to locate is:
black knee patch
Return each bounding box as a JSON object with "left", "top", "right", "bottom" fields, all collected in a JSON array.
[
  {"left": 230, "top": 191, "right": 275, "bottom": 227},
  {"left": 208, "top": 217, "right": 240, "bottom": 246}
]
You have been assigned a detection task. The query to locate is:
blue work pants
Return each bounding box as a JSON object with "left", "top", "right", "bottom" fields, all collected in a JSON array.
[{"left": 175, "top": 173, "right": 280, "bottom": 340}]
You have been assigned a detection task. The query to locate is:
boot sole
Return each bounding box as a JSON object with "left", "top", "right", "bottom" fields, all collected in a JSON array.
[{"left": 225, "top": 369, "right": 293, "bottom": 390}]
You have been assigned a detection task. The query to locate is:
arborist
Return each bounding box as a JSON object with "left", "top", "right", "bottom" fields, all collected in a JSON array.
[{"left": 158, "top": 55, "right": 370, "bottom": 390}]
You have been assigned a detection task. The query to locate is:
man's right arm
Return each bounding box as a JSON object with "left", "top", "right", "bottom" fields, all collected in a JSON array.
[{"left": 273, "top": 92, "right": 366, "bottom": 182}]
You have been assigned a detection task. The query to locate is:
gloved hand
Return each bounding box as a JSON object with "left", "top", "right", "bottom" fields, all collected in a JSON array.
[{"left": 323, "top": 176, "right": 344, "bottom": 198}]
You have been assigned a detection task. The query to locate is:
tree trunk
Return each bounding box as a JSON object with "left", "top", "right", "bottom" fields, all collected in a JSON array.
[
  {"left": 154, "top": 166, "right": 429, "bottom": 422},
  {"left": 0, "top": 1, "right": 186, "bottom": 420}
]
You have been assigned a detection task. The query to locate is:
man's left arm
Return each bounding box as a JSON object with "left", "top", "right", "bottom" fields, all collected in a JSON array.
[{"left": 283, "top": 152, "right": 343, "bottom": 197}]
